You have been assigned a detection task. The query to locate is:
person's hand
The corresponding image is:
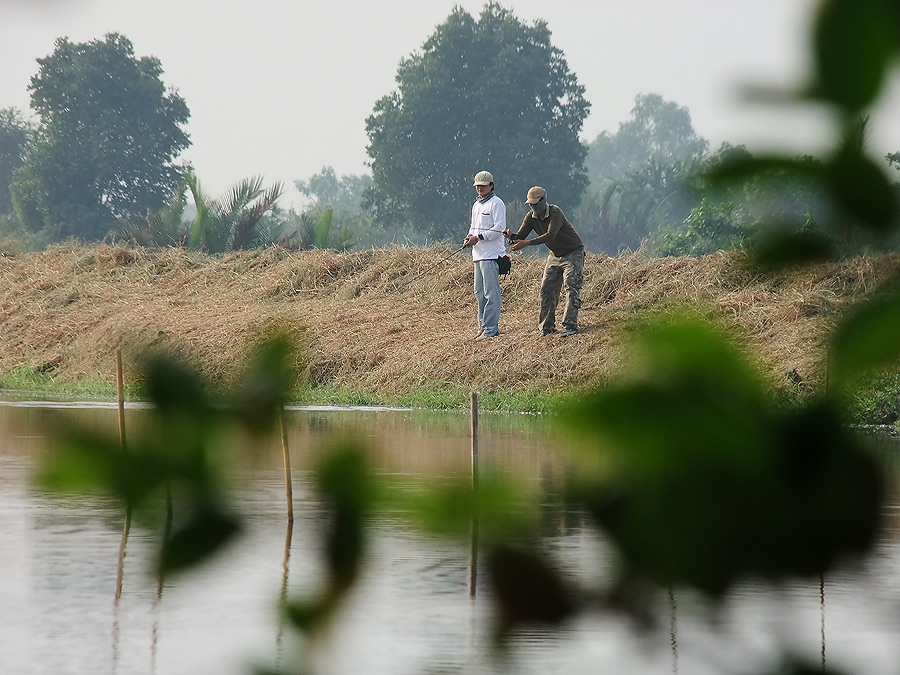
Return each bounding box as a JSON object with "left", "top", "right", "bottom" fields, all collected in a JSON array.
[
  {"left": 464, "top": 235, "right": 477, "bottom": 247},
  {"left": 502, "top": 229, "right": 511, "bottom": 239},
  {"left": 510, "top": 240, "right": 527, "bottom": 252}
]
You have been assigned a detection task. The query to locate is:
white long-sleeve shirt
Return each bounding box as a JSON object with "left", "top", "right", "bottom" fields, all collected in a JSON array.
[{"left": 467, "top": 193, "right": 507, "bottom": 261}]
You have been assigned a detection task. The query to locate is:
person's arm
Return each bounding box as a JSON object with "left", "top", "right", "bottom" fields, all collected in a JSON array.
[
  {"left": 509, "top": 214, "right": 539, "bottom": 251},
  {"left": 519, "top": 207, "right": 565, "bottom": 248},
  {"left": 506, "top": 214, "right": 534, "bottom": 247}
]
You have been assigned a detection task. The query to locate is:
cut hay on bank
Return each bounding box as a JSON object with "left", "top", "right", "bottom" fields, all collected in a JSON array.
[{"left": 2, "top": 244, "right": 899, "bottom": 405}]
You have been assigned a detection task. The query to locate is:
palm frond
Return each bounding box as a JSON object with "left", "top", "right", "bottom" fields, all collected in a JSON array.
[
  {"left": 186, "top": 171, "right": 213, "bottom": 250},
  {"left": 229, "top": 180, "right": 284, "bottom": 251}
]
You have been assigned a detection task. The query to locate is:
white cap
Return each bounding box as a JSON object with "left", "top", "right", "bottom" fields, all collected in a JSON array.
[{"left": 473, "top": 171, "right": 494, "bottom": 186}]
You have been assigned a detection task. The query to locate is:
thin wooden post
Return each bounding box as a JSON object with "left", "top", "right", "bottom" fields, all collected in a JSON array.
[
  {"left": 470, "top": 392, "right": 479, "bottom": 488},
  {"left": 468, "top": 391, "right": 479, "bottom": 597},
  {"left": 279, "top": 406, "right": 294, "bottom": 523},
  {"left": 115, "top": 349, "right": 131, "bottom": 601},
  {"left": 116, "top": 349, "right": 126, "bottom": 451}
]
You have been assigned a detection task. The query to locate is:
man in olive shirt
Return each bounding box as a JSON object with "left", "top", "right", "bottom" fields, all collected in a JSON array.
[{"left": 506, "top": 186, "right": 585, "bottom": 337}]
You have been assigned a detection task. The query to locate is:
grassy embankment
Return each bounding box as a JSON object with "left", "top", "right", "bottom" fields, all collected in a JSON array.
[{"left": 2, "top": 243, "right": 899, "bottom": 419}]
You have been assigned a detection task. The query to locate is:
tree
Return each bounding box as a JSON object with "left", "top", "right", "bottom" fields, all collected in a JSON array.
[
  {"left": 887, "top": 150, "right": 900, "bottom": 173},
  {"left": 646, "top": 144, "right": 827, "bottom": 257},
  {"left": 185, "top": 172, "right": 283, "bottom": 253},
  {"left": 11, "top": 33, "right": 190, "bottom": 242},
  {"left": 653, "top": 197, "right": 747, "bottom": 256},
  {"left": 0, "top": 107, "right": 33, "bottom": 217},
  {"left": 364, "top": 3, "right": 590, "bottom": 241},
  {"left": 586, "top": 93, "right": 708, "bottom": 183},
  {"left": 296, "top": 166, "right": 372, "bottom": 213},
  {"left": 580, "top": 94, "right": 709, "bottom": 253}
]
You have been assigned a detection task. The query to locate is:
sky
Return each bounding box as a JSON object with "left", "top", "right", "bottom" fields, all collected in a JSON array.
[{"left": 4, "top": 0, "right": 900, "bottom": 209}]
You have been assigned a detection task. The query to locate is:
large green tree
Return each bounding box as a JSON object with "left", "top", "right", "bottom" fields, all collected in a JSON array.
[
  {"left": 364, "top": 3, "right": 590, "bottom": 241},
  {"left": 11, "top": 33, "right": 190, "bottom": 242},
  {"left": 0, "top": 107, "right": 33, "bottom": 217}
]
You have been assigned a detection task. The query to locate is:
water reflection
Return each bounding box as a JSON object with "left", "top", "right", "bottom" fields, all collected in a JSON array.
[
  {"left": 669, "top": 586, "right": 678, "bottom": 675},
  {"left": 1, "top": 402, "right": 899, "bottom": 675},
  {"left": 820, "top": 574, "right": 826, "bottom": 673},
  {"left": 275, "top": 519, "right": 293, "bottom": 670}
]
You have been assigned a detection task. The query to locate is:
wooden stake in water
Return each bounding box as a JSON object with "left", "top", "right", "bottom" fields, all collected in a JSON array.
[
  {"left": 469, "top": 391, "right": 479, "bottom": 598},
  {"left": 116, "top": 349, "right": 126, "bottom": 451},
  {"left": 279, "top": 406, "right": 294, "bottom": 523},
  {"left": 115, "top": 349, "right": 131, "bottom": 601},
  {"left": 470, "top": 392, "right": 479, "bottom": 488}
]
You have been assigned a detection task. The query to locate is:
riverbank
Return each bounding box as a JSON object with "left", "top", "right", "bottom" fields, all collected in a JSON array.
[{"left": 2, "top": 244, "right": 899, "bottom": 415}]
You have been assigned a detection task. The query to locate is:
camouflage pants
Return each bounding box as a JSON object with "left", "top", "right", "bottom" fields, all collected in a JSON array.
[{"left": 539, "top": 247, "right": 584, "bottom": 332}]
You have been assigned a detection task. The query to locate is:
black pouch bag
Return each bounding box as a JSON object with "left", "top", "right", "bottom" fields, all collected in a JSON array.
[{"left": 496, "top": 255, "right": 511, "bottom": 276}]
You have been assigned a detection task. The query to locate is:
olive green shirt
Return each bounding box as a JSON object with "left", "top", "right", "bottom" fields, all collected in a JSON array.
[{"left": 515, "top": 204, "right": 584, "bottom": 257}]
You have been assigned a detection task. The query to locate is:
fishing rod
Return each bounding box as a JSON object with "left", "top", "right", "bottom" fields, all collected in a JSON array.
[
  {"left": 408, "top": 225, "right": 512, "bottom": 284},
  {"left": 408, "top": 243, "right": 467, "bottom": 282}
]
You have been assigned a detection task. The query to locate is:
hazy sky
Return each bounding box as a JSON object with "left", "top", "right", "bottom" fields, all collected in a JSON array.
[{"left": 4, "top": 0, "right": 900, "bottom": 208}]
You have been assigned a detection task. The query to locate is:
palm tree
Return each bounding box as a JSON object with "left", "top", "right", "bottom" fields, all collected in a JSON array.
[{"left": 186, "top": 172, "right": 283, "bottom": 253}]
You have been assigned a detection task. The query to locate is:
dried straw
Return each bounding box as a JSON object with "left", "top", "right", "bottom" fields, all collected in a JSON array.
[{"left": 2, "top": 244, "right": 898, "bottom": 399}]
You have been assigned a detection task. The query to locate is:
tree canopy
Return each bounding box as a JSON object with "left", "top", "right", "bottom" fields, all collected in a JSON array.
[
  {"left": 586, "top": 93, "right": 708, "bottom": 184},
  {"left": 579, "top": 94, "right": 709, "bottom": 253},
  {"left": 295, "top": 166, "right": 372, "bottom": 214},
  {"left": 364, "top": 3, "right": 590, "bottom": 241},
  {"left": 0, "top": 108, "right": 33, "bottom": 217},
  {"left": 11, "top": 33, "right": 190, "bottom": 243}
]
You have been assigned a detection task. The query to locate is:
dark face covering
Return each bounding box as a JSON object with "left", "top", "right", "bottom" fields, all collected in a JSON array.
[{"left": 530, "top": 198, "right": 548, "bottom": 217}]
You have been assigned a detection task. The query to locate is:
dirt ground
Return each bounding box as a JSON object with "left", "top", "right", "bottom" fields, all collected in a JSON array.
[{"left": 2, "top": 244, "right": 898, "bottom": 400}]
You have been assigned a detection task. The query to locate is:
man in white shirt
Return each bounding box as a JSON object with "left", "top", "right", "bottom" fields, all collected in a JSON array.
[{"left": 463, "top": 170, "right": 506, "bottom": 340}]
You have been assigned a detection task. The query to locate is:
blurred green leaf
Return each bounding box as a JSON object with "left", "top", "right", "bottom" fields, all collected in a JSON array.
[
  {"left": 748, "top": 227, "right": 836, "bottom": 269},
  {"left": 231, "top": 332, "right": 298, "bottom": 433},
  {"left": 813, "top": 0, "right": 899, "bottom": 110},
  {"left": 562, "top": 317, "right": 883, "bottom": 595},
  {"left": 705, "top": 154, "right": 822, "bottom": 185},
  {"left": 316, "top": 445, "right": 372, "bottom": 590},
  {"left": 766, "top": 403, "right": 882, "bottom": 575},
  {"left": 142, "top": 354, "right": 212, "bottom": 420},
  {"left": 382, "top": 472, "right": 534, "bottom": 540},
  {"left": 487, "top": 542, "right": 576, "bottom": 633},
  {"left": 39, "top": 431, "right": 169, "bottom": 509},
  {"left": 160, "top": 507, "right": 241, "bottom": 574},
  {"left": 830, "top": 292, "right": 900, "bottom": 386},
  {"left": 41, "top": 336, "right": 294, "bottom": 578},
  {"left": 283, "top": 597, "right": 329, "bottom": 634},
  {"left": 824, "top": 144, "right": 898, "bottom": 231},
  {"left": 564, "top": 319, "right": 771, "bottom": 450}
]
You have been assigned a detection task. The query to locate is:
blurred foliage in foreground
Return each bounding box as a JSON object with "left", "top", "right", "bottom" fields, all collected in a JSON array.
[
  {"left": 37, "top": 314, "right": 890, "bottom": 674},
  {"left": 34, "top": 1, "right": 900, "bottom": 673}
]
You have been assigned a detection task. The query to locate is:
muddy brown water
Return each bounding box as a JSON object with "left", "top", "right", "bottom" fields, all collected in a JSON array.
[{"left": 1, "top": 401, "right": 900, "bottom": 675}]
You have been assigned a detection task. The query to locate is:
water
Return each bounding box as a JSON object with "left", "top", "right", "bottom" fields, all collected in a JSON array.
[{"left": 1, "top": 401, "right": 900, "bottom": 675}]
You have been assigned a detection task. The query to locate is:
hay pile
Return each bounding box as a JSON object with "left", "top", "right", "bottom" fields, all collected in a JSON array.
[{"left": 2, "top": 244, "right": 898, "bottom": 401}]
